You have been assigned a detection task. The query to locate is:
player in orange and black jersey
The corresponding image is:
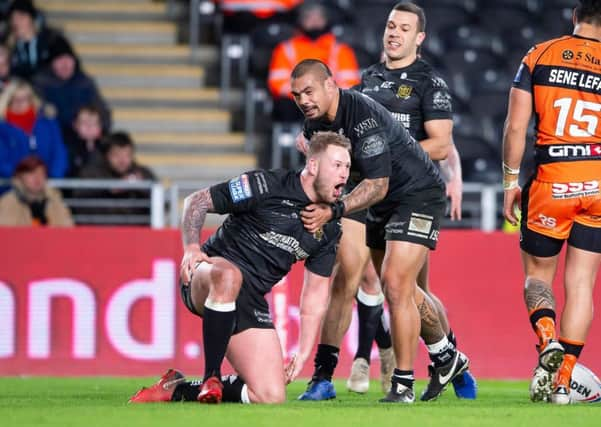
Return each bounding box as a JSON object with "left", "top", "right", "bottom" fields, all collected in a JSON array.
[{"left": 503, "top": 0, "right": 601, "bottom": 405}]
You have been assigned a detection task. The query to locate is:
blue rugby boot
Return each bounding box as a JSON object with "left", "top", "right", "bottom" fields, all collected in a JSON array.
[
  {"left": 452, "top": 370, "right": 478, "bottom": 399},
  {"left": 298, "top": 378, "right": 336, "bottom": 400}
]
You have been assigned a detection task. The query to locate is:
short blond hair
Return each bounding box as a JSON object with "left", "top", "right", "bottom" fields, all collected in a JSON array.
[{"left": 307, "top": 131, "right": 351, "bottom": 158}]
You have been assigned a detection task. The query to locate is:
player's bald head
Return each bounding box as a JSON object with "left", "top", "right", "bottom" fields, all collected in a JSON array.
[{"left": 291, "top": 59, "right": 332, "bottom": 82}]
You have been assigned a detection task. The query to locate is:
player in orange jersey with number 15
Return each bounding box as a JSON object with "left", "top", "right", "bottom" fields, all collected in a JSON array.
[{"left": 502, "top": 0, "right": 601, "bottom": 405}]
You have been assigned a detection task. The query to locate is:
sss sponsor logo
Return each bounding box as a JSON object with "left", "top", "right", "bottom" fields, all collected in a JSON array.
[{"left": 552, "top": 180, "right": 599, "bottom": 199}]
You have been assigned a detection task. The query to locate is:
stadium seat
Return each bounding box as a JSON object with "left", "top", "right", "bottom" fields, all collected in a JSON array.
[
  {"left": 420, "top": 4, "right": 475, "bottom": 34},
  {"left": 477, "top": 4, "right": 536, "bottom": 35},
  {"left": 244, "top": 22, "right": 295, "bottom": 146},
  {"left": 541, "top": 1, "right": 576, "bottom": 35},
  {"left": 439, "top": 25, "right": 503, "bottom": 54},
  {"left": 454, "top": 135, "right": 502, "bottom": 183},
  {"left": 332, "top": 24, "right": 380, "bottom": 69},
  {"left": 443, "top": 48, "right": 504, "bottom": 102}
]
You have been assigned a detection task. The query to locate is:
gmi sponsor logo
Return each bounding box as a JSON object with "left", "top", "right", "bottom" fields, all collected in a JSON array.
[{"left": 549, "top": 144, "right": 601, "bottom": 157}]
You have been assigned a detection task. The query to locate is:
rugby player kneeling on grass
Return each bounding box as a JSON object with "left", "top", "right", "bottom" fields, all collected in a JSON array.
[{"left": 129, "top": 131, "right": 350, "bottom": 404}]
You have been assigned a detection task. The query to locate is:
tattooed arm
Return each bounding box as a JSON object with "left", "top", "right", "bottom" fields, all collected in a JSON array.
[
  {"left": 342, "top": 177, "right": 389, "bottom": 215},
  {"left": 300, "top": 177, "right": 389, "bottom": 233},
  {"left": 180, "top": 188, "right": 216, "bottom": 284}
]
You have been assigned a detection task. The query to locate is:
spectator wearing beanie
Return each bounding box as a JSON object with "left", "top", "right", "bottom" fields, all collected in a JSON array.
[
  {"left": 0, "top": 155, "right": 74, "bottom": 226},
  {"left": 33, "top": 34, "right": 111, "bottom": 136}
]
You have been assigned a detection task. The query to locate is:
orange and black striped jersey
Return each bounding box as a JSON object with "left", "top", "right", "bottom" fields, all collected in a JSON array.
[{"left": 513, "top": 35, "right": 601, "bottom": 182}]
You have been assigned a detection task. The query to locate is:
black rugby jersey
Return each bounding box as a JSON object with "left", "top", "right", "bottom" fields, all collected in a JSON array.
[
  {"left": 356, "top": 59, "right": 453, "bottom": 142},
  {"left": 203, "top": 169, "right": 341, "bottom": 294},
  {"left": 303, "top": 89, "right": 444, "bottom": 207}
]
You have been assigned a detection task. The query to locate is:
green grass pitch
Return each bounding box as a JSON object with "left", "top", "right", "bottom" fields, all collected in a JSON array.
[{"left": 1, "top": 378, "right": 599, "bottom": 427}]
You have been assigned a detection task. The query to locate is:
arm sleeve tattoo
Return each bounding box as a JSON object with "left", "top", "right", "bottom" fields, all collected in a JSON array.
[
  {"left": 343, "top": 177, "right": 389, "bottom": 214},
  {"left": 181, "top": 187, "right": 215, "bottom": 247}
]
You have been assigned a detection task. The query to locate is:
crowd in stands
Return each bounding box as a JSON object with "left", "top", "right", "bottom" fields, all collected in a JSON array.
[
  {"left": 1, "top": 0, "right": 579, "bottom": 228},
  {"left": 0, "top": 0, "right": 155, "bottom": 227},
  {"left": 215, "top": 0, "right": 575, "bottom": 179}
]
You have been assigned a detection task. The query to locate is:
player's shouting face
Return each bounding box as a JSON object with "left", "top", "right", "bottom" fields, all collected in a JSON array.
[
  {"left": 383, "top": 9, "right": 425, "bottom": 63},
  {"left": 312, "top": 144, "right": 350, "bottom": 204}
]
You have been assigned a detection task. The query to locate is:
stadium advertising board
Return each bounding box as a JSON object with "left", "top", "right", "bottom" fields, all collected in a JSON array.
[{"left": 0, "top": 228, "right": 599, "bottom": 378}]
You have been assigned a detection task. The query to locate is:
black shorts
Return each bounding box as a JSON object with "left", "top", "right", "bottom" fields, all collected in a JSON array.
[
  {"left": 343, "top": 209, "right": 367, "bottom": 224},
  {"left": 180, "top": 280, "right": 275, "bottom": 335},
  {"left": 366, "top": 187, "right": 445, "bottom": 251}
]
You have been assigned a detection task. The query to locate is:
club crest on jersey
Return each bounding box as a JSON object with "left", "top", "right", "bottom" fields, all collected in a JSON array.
[
  {"left": 397, "top": 84, "right": 413, "bottom": 99},
  {"left": 313, "top": 228, "right": 323, "bottom": 241},
  {"left": 562, "top": 49, "right": 574, "bottom": 61},
  {"left": 229, "top": 174, "right": 252, "bottom": 203}
]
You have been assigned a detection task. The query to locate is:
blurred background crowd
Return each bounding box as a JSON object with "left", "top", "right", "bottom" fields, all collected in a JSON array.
[{"left": 0, "top": 0, "right": 578, "bottom": 228}]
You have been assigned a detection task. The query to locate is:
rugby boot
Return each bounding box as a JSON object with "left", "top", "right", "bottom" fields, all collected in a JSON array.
[
  {"left": 378, "top": 346, "right": 396, "bottom": 393},
  {"left": 421, "top": 351, "right": 469, "bottom": 401},
  {"left": 128, "top": 369, "right": 186, "bottom": 403},
  {"left": 379, "top": 382, "right": 415, "bottom": 404},
  {"left": 452, "top": 370, "right": 478, "bottom": 399},
  {"left": 529, "top": 365, "right": 553, "bottom": 402},
  {"left": 298, "top": 378, "right": 336, "bottom": 400},
  {"left": 197, "top": 376, "right": 223, "bottom": 404},
  {"left": 538, "top": 339, "right": 564, "bottom": 373},
  {"left": 551, "top": 361, "right": 573, "bottom": 405},
  {"left": 347, "top": 357, "right": 370, "bottom": 393}
]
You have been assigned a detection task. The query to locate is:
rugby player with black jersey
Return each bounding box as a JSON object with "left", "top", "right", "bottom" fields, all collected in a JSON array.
[
  {"left": 290, "top": 59, "right": 469, "bottom": 403},
  {"left": 128, "top": 131, "right": 350, "bottom": 405},
  {"left": 348, "top": 2, "right": 477, "bottom": 400}
]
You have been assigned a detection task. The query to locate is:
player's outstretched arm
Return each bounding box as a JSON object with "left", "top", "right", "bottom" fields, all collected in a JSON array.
[
  {"left": 180, "top": 187, "right": 215, "bottom": 283},
  {"left": 285, "top": 271, "right": 331, "bottom": 383}
]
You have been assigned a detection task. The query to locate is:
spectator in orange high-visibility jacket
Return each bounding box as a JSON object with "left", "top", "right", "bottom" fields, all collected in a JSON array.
[{"left": 268, "top": 2, "right": 360, "bottom": 121}]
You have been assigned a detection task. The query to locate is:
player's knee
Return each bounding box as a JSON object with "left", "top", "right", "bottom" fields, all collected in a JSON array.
[
  {"left": 331, "top": 272, "right": 359, "bottom": 301},
  {"left": 383, "top": 279, "right": 413, "bottom": 307},
  {"left": 210, "top": 263, "right": 242, "bottom": 295},
  {"left": 251, "top": 384, "right": 286, "bottom": 404}
]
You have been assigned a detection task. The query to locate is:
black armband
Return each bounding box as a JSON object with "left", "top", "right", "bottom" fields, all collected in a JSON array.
[{"left": 330, "top": 201, "right": 345, "bottom": 220}]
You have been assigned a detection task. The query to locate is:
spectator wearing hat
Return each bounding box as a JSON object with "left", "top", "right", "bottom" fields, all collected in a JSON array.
[
  {"left": 33, "top": 34, "right": 111, "bottom": 136},
  {"left": 0, "top": 155, "right": 74, "bottom": 226},
  {"left": 0, "top": 78, "right": 68, "bottom": 179},
  {"left": 6, "top": 0, "right": 61, "bottom": 80}
]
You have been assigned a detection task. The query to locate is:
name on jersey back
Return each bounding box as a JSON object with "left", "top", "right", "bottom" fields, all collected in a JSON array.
[{"left": 548, "top": 68, "right": 601, "bottom": 91}]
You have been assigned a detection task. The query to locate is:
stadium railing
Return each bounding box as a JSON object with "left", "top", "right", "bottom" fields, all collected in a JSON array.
[{"left": 0, "top": 179, "right": 504, "bottom": 231}]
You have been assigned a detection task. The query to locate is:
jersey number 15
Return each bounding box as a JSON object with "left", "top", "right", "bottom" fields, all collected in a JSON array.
[{"left": 553, "top": 98, "right": 601, "bottom": 137}]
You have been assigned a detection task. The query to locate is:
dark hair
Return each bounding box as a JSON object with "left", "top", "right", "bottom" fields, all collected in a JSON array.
[
  {"left": 8, "top": 0, "right": 37, "bottom": 19},
  {"left": 76, "top": 104, "right": 102, "bottom": 118},
  {"left": 48, "top": 34, "right": 76, "bottom": 62},
  {"left": 291, "top": 59, "right": 332, "bottom": 81},
  {"left": 575, "top": 0, "right": 601, "bottom": 26},
  {"left": 307, "top": 131, "right": 351, "bottom": 158},
  {"left": 14, "top": 155, "right": 46, "bottom": 176},
  {"left": 392, "top": 1, "right": 426, "bottom": 32},
  {"left": 101, "top": 131, "right": 134, "bottom": 154}
]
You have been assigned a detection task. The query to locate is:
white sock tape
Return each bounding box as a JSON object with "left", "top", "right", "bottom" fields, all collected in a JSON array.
[{"left": 357, "top": 287, "right": 385, "bottom": 306}]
